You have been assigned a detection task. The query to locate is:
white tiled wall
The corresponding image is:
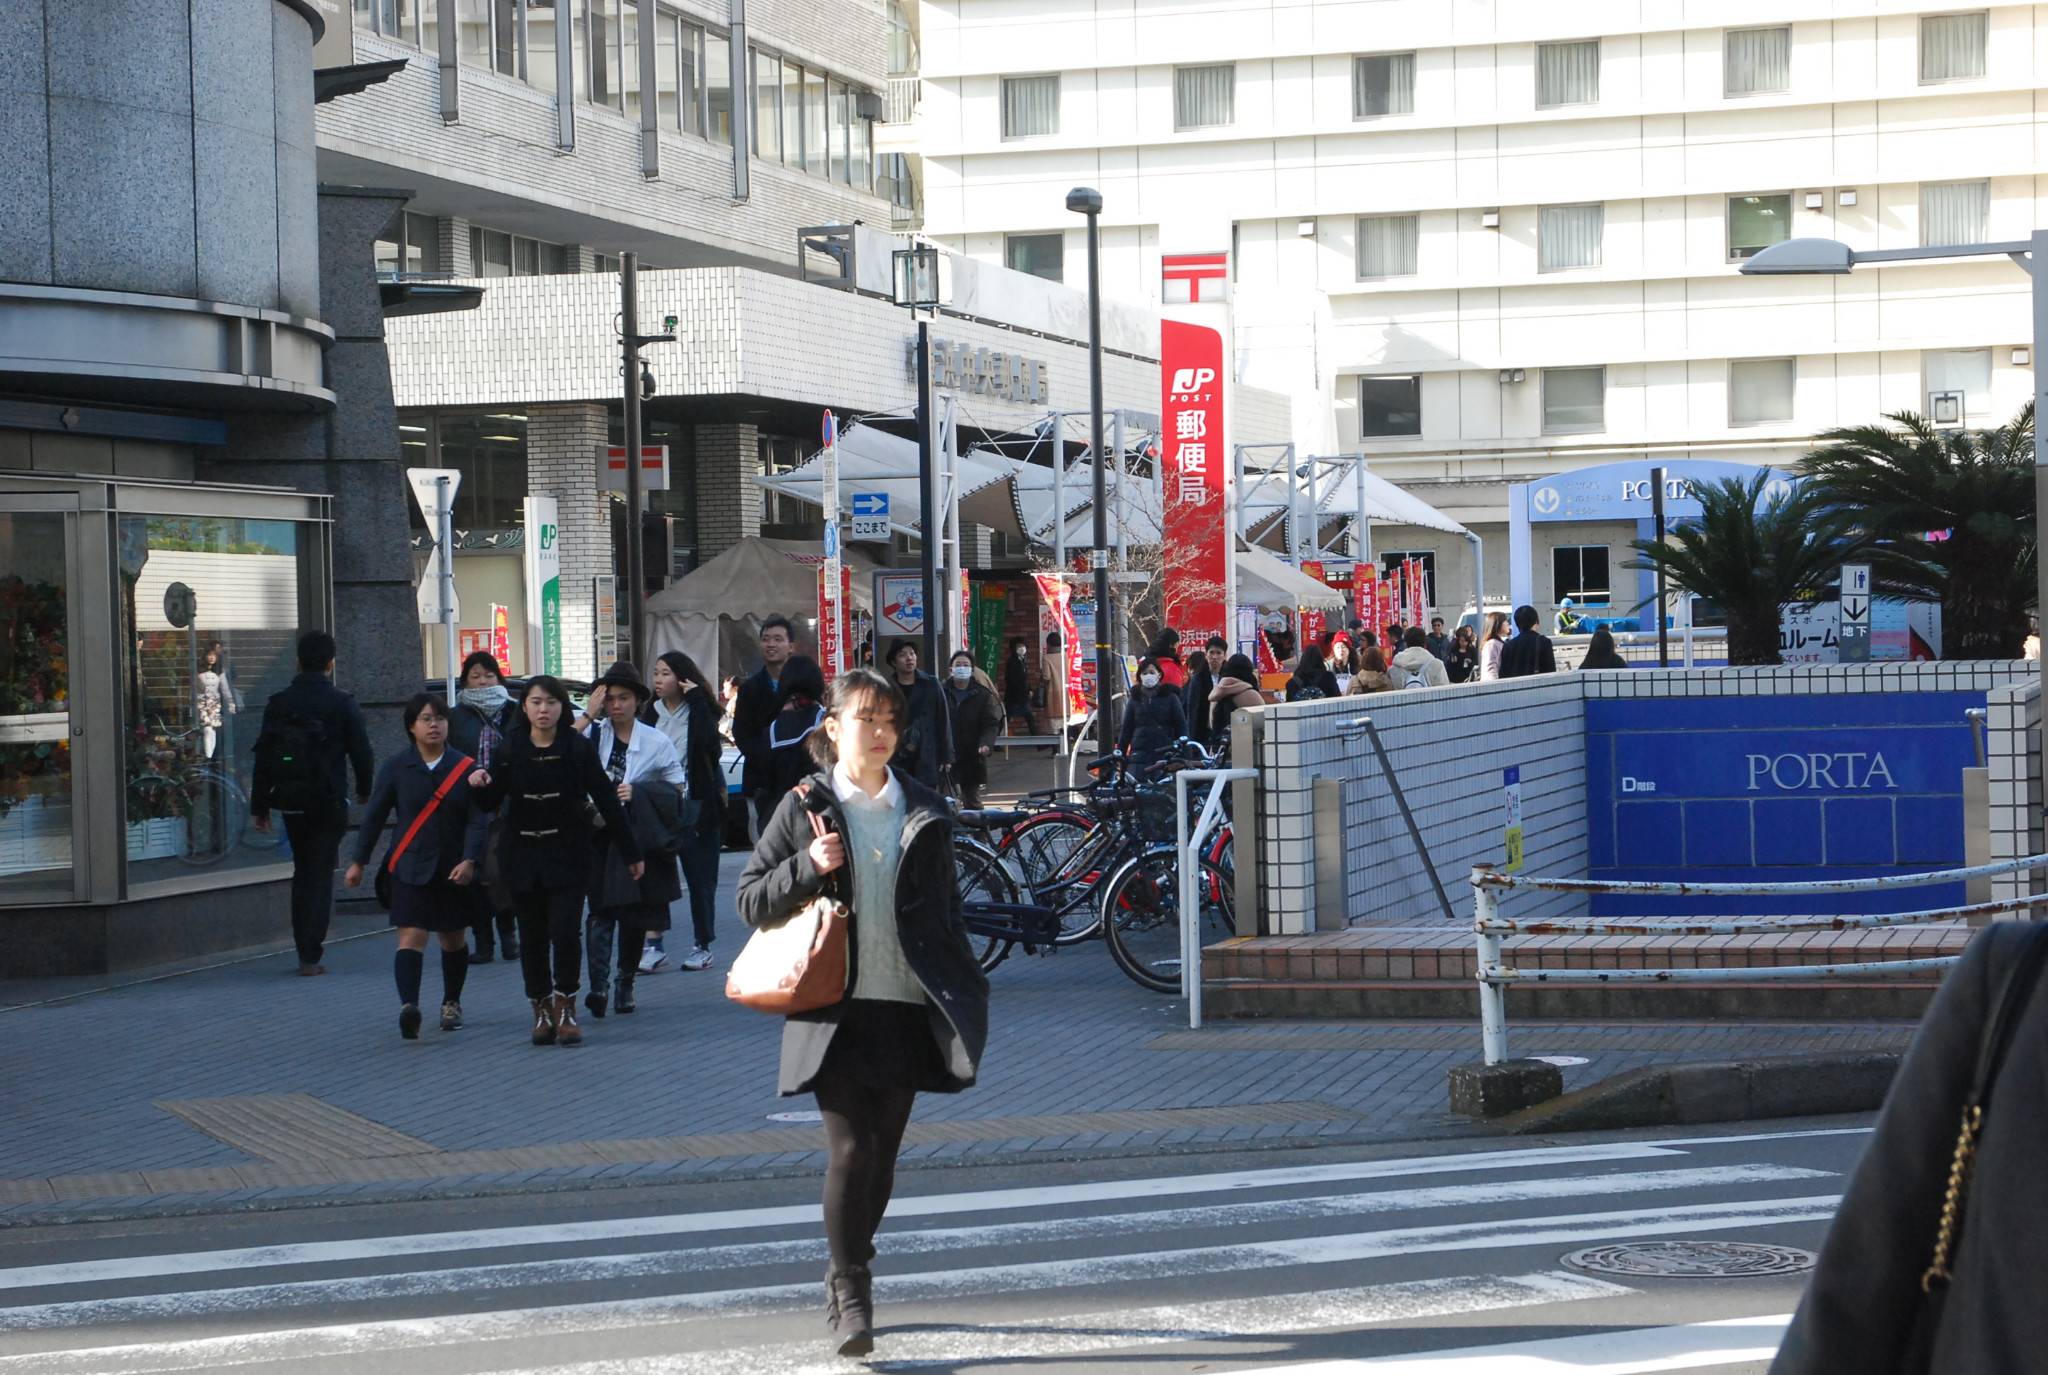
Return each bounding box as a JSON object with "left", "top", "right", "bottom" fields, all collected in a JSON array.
[{"left": 1256, "top": 662, "right": 2042, "bottom": 935}]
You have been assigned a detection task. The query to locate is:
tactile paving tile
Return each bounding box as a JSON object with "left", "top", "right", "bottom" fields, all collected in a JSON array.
[{"left": 155, "top": 1093, "right": 440, "bottom": 1163}]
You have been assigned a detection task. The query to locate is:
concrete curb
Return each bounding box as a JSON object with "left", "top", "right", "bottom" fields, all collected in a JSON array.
[{"left": 1489, "top": 1052, "right": 1902, "bottom": 1134}]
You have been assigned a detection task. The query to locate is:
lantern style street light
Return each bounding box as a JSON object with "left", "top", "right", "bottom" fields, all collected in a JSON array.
[{"left": 892, "top": 245, "right": 943, "bottom": 668}]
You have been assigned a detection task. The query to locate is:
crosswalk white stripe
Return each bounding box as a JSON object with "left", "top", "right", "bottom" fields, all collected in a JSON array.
[
  {"left": 0, "top": 1197, "right": 1834, "bottom": 1372},
  {"left": 463, "top": 1271, "right": 1642, "bottom": 1375},
  {"left": 0, "top": 1141, "right": 1692, "bottom": 1292},
  {"left": 1263, "top": 1312, "right": 1792, "bottom": 1372},
  {"left": 0, "top": 1165, "right": 1830, "bottom": 1330}
]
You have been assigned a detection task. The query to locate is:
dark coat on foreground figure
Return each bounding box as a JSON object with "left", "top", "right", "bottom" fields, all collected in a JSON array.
[
  {"left": 1772, "top": 921, "right": 2048, "bottom": 1375},
  {"left": 733, "top": 769, "right": 989, "bottom": 1096}
]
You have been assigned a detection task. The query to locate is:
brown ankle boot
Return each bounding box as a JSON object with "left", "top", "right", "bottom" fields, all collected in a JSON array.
[
  {"left": 530, "top": 998, "right": 556, "bottom": 1046},
  {"left": 828, "top": 1265, "right": 873, "bottom": 1356},
  {"left": 553, "top": 991, "right": 583, "bottom": 1046}
]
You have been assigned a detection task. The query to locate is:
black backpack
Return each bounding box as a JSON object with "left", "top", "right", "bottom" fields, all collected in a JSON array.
[{"left": 258, "top": 710, "right": 334, "bottom": 812}]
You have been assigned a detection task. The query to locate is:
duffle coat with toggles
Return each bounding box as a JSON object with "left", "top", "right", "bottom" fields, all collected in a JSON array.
[{"left": 734, "top": 769, "right": 989, "bottom": 1096}]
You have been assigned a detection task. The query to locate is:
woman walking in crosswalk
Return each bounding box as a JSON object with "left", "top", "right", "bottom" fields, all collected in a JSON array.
[{"left": 735, "top": 666, "right": 989, "bottom": 1358}]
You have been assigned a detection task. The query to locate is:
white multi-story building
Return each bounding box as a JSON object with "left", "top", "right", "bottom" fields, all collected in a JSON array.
[{"left": 901, "top": 1, "right": 2042, "bottom": 618}]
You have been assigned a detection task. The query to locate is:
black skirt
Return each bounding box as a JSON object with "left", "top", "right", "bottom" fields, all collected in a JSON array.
[
  {"left": 388, "top": 879, "right": 471, "bottom": 932},
  {"left": 815, "top": 998, "right": 952, "bottom": 1093}
]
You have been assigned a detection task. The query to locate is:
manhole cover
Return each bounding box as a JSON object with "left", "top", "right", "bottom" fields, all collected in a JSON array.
[{"left": 1563, "top": 1241, "right": 1816, "bottom": 1278}]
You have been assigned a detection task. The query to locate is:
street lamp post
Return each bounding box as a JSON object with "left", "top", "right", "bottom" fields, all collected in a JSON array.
[
  {"left": 1067, "top": 187, "right": 1116, "bottom": 757},
  {"left": 1742, "top": 232, "right": 2045, "bottom": 666},
  {"left": 618, "top": 251, "right": 676, "bottom": 667},
  {"left": 893, "top": 246, "right": 944, "bottom": 670}
]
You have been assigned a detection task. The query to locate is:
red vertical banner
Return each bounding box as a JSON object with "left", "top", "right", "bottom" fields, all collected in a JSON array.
[
  {"left": 1406, "top": 557, "right": 1427, "bottom": 625},
  {"left": 1160, "top": 320, "right": 1228, "bottom": 657},
  {"left": 1376, "top": 578, "right": 1394, "bottom": 633},
  {"left": 489, "top": 603, "right": 510, "bottom": 671},
  {"left": 1031, "top": 572, "right": 1088, "bottom": 720},
  {"left": 1354, "top": 567, "right": 1378, "bottom": 641},
  {"left": 1298, "top": 560, "right": 1327, "bottom": 649},
  {"left": 817, "top": 567, "right": 850, "bottom": 683}
]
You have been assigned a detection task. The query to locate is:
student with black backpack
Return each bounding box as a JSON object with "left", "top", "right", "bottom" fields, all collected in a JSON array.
[{"left": 251, "top": 631, "right": 376, "bottom": 975}]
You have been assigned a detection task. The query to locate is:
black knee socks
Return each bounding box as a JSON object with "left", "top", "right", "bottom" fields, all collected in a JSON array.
[
  {"left": 395, "top": 947, "right": 424, "bottom": 1006},
  {"left": 441, "top": 946, "right": 469, "bottom": 1003}
]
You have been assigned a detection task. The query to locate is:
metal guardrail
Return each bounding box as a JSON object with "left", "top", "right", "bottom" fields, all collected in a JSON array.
[
  {"left": 886, "top": 76, "right": 921, "bottom": 124},
  {"left": 1176, "top": 768, "right": 1255, "bottom": 1030},
  {"left": 1470, "top": 855, "right": 2048, "bottom": 1064}
]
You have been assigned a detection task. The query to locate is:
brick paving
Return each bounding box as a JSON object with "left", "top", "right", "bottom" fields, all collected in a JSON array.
[{"left": 0, "top": 845, "right": 1911, "bottom": 1223}]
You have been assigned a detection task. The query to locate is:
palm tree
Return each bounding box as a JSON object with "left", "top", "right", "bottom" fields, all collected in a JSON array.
[
  {"left": 1626, "top": 472, "right": 1864, "bottom": 666},
  {"left": 1798, "top": 407, "right": 2036, "bottom": 660}
]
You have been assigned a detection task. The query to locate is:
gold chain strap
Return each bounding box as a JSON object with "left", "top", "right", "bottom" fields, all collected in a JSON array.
[{"left": 1921, "top": 1103, "right": 1985, "bottom": 1292}]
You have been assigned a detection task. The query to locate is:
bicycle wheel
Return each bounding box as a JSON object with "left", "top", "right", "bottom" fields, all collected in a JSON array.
[
  {"left": 955, "top": 835, "right": 1019, "bottom": 973},
  {"left": 178, "top": 769, "right": 248, "bottom": 865},
  {"left": 1001, "top": 810, "right": 1103, "bottom": 943},
  {"left": 1099, "top": 846, "right": 1236, "bottom": 994}
]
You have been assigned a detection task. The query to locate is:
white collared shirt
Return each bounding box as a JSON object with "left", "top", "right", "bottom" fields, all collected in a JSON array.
[
  {"left": 830, "top": 762, "right": 903, "bottom": 809},
  {"left": 588, "top": 718, "right": 685, "bottom": 785}
]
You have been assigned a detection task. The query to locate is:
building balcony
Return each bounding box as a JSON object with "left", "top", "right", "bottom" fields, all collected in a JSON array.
[{"left": 886, "top": 75, "right": 921, "bottom": 125}]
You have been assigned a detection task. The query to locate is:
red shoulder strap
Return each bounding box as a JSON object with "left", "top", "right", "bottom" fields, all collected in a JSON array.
[{"left": 386, "top": 754, "right": 473, "bottom": 871}]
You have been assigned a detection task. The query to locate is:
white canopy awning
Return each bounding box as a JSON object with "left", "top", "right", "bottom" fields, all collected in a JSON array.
[
  {"left": 1240, "top": 464, "right": 1473, "bottom": 540},
  {"left": 1234, "top": 541, "right": 1347, "bottom": 611},
  {"left": 753, "top": 424, "right": 1017, "bottom": 537}
]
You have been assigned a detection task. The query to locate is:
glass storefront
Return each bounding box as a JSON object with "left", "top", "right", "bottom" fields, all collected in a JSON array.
[{"left": 0, "top": 473, "right": 330, "bottom": 908}]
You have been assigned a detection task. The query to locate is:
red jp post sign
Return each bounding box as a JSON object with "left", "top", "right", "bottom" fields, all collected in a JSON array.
[{"left": 1160, "top": 319, "right": 1227, "bottom": 657}]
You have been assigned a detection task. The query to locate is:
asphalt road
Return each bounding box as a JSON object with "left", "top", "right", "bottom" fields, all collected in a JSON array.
[{"left": 0, "top": 1122, "right": 1863, "bottom": 1374}]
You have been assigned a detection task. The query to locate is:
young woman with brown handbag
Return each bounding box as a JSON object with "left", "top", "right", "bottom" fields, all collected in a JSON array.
[{"left": 733, "top": 666, "right": 989, "bottom": 1358}]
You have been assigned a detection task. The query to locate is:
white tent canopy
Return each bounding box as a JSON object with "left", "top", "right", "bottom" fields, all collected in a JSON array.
[
  {"left": 643, "top": 536, "right": 878, "bottom": 681},
  {"left": 1234, "top": 541, "right": 1346, "bottom": 611},
  {"left": 753, "top": 424, "right": 1017, "bottom": 537},
  {"left": 1240, "top": 463, "right": 1474, "bottom": 540}
]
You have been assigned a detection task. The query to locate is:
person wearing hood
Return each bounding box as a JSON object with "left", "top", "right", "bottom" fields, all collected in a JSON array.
[
  {"left": 943, "top": 651, "right": 1004, "bottom": 810},
  {"left": 1388, "top": 627, "right": 1451, "bottom": 688},
  {"left": 448, "top": 651, "right": 522, "bottom": 964}
]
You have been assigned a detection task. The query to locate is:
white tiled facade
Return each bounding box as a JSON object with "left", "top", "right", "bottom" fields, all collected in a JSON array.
[
  {"left": 1254, "top": 661, "right": 2041, "bottom": 936},
  {"left": 909, "top": 0, "right": 2046, "bottom": 607}
]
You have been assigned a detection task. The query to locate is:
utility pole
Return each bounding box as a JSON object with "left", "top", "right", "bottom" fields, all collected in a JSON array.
[
  {"left": 1068, "top": 187, "right": 1115, "bottom": 757},
  {"left": 915, "top": 318, "right": 938, "bottom": 670},
  {"left": 618, "top": 251, "right": 675, "bottom": 667}
]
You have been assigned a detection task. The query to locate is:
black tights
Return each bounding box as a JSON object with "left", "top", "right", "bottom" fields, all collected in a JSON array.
[{"left": 815, "top": 1077, "right": 917, "bottom": 1270}]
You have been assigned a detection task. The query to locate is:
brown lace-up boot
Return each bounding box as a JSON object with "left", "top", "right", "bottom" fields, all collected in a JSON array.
[
  {"left": 552, "top": 991, "right": 583, "bottom": 1046},
  {"left": 530, "top": 998, "right": 556, "bottom": 1046}
]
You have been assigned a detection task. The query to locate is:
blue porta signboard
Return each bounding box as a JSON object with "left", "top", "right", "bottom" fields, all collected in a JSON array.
[{"left": 1585, "top": 694, "right": 1983, "bottom": 915}]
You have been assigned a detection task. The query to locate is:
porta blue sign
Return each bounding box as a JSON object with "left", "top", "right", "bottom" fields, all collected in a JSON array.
[
  {"left": 1524, "top": 459, "right": 1796, "bottom": 524},
  {"left": 1586, "top": 694, "right": 1983, "bottom": 915}
]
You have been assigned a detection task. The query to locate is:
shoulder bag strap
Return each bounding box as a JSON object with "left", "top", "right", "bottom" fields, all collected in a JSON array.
[
  {"left": 386, "top": 754, "right": 474, "bottom": 872},
  {"left": 1922, "top": 920, "right": 2048, "bottom": 1290}
]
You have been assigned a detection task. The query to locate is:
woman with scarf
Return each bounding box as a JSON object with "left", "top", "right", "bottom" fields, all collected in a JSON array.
[
  {"left": 643, "top": 650, "right": 727, "bottom": 973},
  {"left": 448, "top": 652, "right": 522, "bottom": 963}
]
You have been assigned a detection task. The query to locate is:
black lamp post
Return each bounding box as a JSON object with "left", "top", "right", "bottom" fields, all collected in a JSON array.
[
  {"left": 619, "top": 251, "right": 675, "bottom": 667},
  {"left": 893, "top": 245, "right": 943, "bottom": 670},
  {"left": 1066, "top": 187, "right": 1115, "bottom": 756}
]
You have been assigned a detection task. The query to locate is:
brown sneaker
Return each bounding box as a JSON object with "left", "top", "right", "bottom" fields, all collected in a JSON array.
[
  {"left": 553, "top": 992, "right": 583, "bottom": 1046},
  {"left": 530, "top": 997, "right": 557, "bottom": 1046}
]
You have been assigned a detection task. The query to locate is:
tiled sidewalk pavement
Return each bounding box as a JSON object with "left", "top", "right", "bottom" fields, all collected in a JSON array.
[{"left": 0, "top": 852, "right": 1910, "bottom": 1223}]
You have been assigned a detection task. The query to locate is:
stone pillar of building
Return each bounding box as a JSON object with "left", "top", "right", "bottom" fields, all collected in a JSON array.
[
  {"left": 563, "top": 244, "right": 599, "bottom": 272},
  {"left": 526, "top": 405, "right": 611, "bottom": 680},
  {"left": 694, "top": 422, "right": 761, "bottom": 562},
  {"left": 440, "top": 217, "right": 474, "bottom": 277},
  {"left": 961, "top": 522, "right": 991, "bottom": 569}
]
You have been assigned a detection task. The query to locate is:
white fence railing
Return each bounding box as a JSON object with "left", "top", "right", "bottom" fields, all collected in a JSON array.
[
  {"left": 1470, "top": 855, "right": 2048, "bottom": 1064},
  {"left": 1177, "top": 768, "right": 1255, "bottom": 1030}
]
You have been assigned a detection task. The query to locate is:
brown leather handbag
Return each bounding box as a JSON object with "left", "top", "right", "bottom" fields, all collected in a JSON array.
[{"left": 726, "top": 807, "right": 849, "bottom": 1014}]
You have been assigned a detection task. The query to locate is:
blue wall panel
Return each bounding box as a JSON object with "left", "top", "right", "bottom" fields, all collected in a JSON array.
[{"left": 1585, "top": 692, "right": 1982, "bottom": 915}]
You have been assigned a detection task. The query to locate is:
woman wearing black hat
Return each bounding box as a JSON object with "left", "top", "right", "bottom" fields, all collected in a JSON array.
[
  {"left": 344, "top": 693, "right": 491, "bottom": 1039},
  {"left": 468, "top": 675, "right": 642, "bottom": 1047},
  {"left": 581, "top": 662, "right": 686, "bottom": 1017}
]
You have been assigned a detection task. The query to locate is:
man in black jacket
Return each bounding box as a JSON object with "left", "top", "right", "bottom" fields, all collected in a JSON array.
[
  {"left": 732, "top": 616, "right": 795, "bottom": 834},
  {"left": 251, "top": 631, "right": 376, "bottom": 974},
  {"left": 885, "top": 638, "right": 953, "bottom": 789},
  {"left": 1498, "top": 604, "right": 1558, "bottom": 678}
]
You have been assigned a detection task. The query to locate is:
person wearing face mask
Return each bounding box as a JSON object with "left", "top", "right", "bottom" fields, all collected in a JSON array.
[
  {"left": 447, "top": 651, "right": 522, "bottom": 963},
  {"left": 943, "top": 650, "right": 1004, "bottom": 810},
  {"left": 1002, "top": 638, "right": 1033, "bottom": 736},
  {"left": 1116, "top": 656, "right": 1187, "bottom": 779}
]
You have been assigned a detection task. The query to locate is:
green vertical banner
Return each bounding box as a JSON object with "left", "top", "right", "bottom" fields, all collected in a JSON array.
[{"left": 972, "top": 582, "right": 1010, "bottom": 672}]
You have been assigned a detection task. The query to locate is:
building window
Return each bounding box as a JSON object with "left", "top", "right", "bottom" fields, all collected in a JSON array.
[
  {"left": 1552, "top": 545, "right": 1611, "bottom": 604},
  {"left": 1538, "top": 203, "right": 1603, "bottom": 271},
  {"left": 1175, "top": 63, "right": 1235, "bottom": 129},
  {"left": 1728, "top": 194, "right": 1792, "bottom": 259},
  {"left": 354, "top": 0, "right": 423, "bottom": 45},
  {"left": 1926, "top": 348, "right": 1993, "bottom": 418},
  {"left": 1353, "top": 53, "right": 1414, "bottom": 117},
  {"left": 375, "top": 211, "right": 442, "bottom": 277},
  {"left": 704, "top": 32, "right": 733, "bottom": 145},
  {"left": 468, "top": 227, "right": 566, "bottom": 277},
  {"left": 594, "top": 252, "right": 621, "bottom": 273},
  {"left": 878, "top": 153, "right": 918, "bottom": 210},
  {"left": 586, "top": 0, "right": 626, "bottom": 110},
  {"left": 1724, "top": 26, "right": 1790, "bottom": 95},
  {"left": 404, "top": 412, "right": 530, "bottom": 529},
  {"left": 1921, "top": 11, "right": 1988, "bottom": 83},
  {"left": 1922, "top": 180, "right": 1990, "bottom": 247},
  {"left": 1378, "top": 550, "right": 1436, "bottom": 607},
  {"left": 1729, "top": 358, "right": 1796, "bottom": 425},
  {"left": 450, "top": 0, "right": 560, "bottom": 89},
  {"left": 1001, "top": 74, "right": 1060, "bottom": 138},
  {"left": 1006, "top": 233, "right": 1064, "bottom": 282},
  {"left": 1543, "top": 367, "right": 1605, "bottom": 433},
  {"left": 1356, "top": 215, "right": 1418, "bottom": 278},
  {"left": 662, "top": 16, "right": 702, "bottom": 135},
  {"left": 1359, "top": 375, "right": 1422, "bottom": 437},
  {"left": 751, "top": 49, "right": 783, "bottom": 160},
  {"left": 804, "top": 66, "right": 828, "bottom": 176},
  {"left": 887, "top": 0, "right": 917, "bottom": 76},
  {"left": 1536, "top": 39, "right": 1599, "bottom": 107}
]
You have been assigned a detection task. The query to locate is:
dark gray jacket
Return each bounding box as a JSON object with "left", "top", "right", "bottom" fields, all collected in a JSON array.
[
  {"left": 891, "top": 671, "right": 955, "bottom": 788},
  {"left": 1773, "top": 921, "right": 2048, "bottom": 1375},
  {"left": 735, "top": 770, "right": 989, "bottom": 1096},
  {"left": 351, "top": 749, "right": 489, "bottom": 885},
  {"left": 597, "top": 779, "right": 688, "bottom": 914}
]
